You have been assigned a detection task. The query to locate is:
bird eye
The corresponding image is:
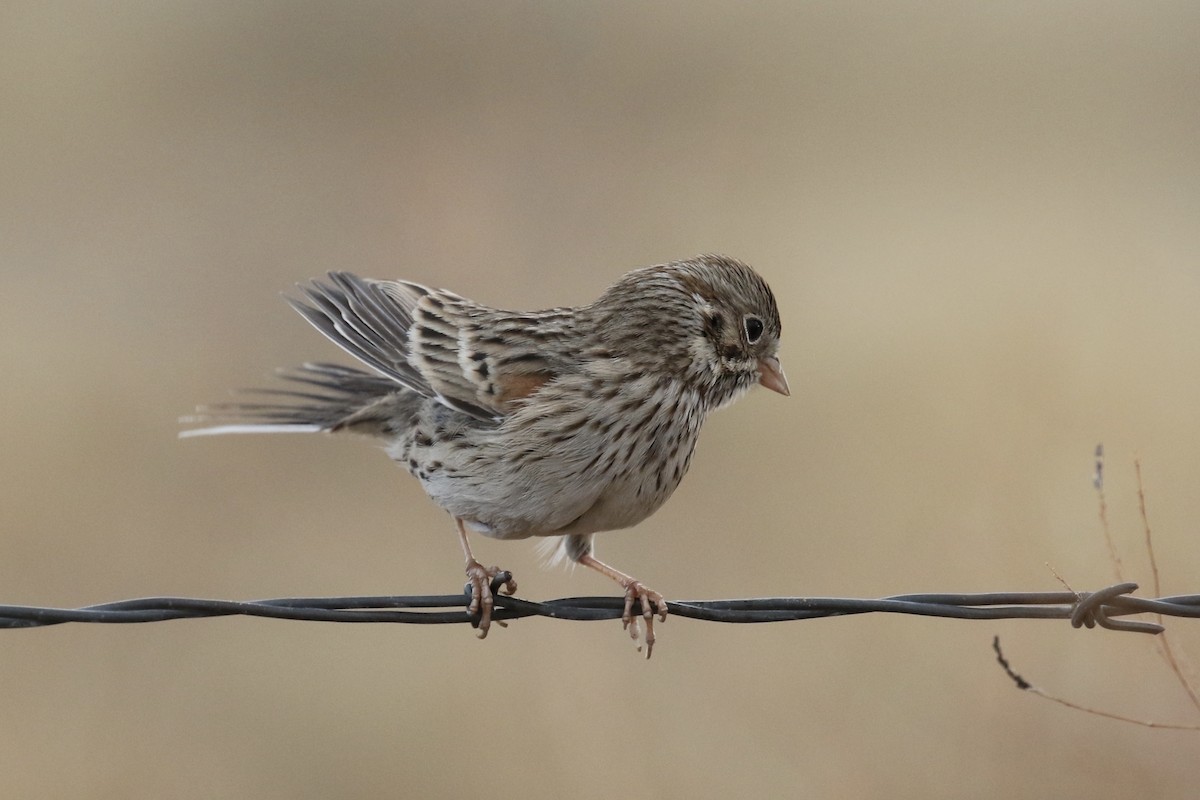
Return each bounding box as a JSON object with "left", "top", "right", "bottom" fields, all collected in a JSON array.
[{"left": 743, "top": 315, "right": 764, "bottom": 343}]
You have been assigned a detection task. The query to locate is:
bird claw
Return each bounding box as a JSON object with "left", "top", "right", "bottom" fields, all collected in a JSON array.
[
  {"left": 464, "top": 561, "right": 517, "bottom": 639},
  {"left": 620, "top": 581, "right": 668, "bottom": 658}
]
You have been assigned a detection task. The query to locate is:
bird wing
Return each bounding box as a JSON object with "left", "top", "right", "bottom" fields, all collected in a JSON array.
[{"left": 291, "top": 272, "right": 573, "bottom": 420}]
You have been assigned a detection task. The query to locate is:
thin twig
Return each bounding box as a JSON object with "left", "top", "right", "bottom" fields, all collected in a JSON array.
[
  {"left": 1134, "top": 458, "right": 1163, "bottom": 602},
  {"left": 1133, "top": 458, "right": 1200, "bottom": 714},
  {"left": 1094, "top": 444, "right": 1125, "bottom": 583},
  {"left": 993, "top": 636, "right": 1200, "bottom": 731}
]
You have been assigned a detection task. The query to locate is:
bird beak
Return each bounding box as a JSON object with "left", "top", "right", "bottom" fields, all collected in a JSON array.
[{"left": 757, "top": 356, "right": 790, "bottom": 396}]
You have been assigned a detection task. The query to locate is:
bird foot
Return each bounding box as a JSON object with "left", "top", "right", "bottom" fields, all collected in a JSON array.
[
  {"left": 464, "top": 560, "right": 517, "bottom": 639},
  {"left": 620, "top": 580, "right": 669, "bottom": 658}
]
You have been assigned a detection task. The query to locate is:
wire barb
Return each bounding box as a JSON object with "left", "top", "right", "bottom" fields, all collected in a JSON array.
[{"left": 1, "top": 582, "right": 1197, "bottom": 630}]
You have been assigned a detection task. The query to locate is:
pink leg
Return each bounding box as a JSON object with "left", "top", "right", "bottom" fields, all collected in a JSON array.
[
  {"left": 577, "top": 553, "right": 668, "bottom": 658},
  {"left": 455, "top": 517, "right": 517, "bottom": 639}
]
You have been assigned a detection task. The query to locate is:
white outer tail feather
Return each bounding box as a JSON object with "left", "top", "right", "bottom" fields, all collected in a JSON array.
[{"left": 178, "top": 424, "right": 323, "bottom": 439}]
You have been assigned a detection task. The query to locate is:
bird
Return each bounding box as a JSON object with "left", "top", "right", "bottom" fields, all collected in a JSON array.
[{"left": 182, "top": 254, "right": 788, "bottom": 655}]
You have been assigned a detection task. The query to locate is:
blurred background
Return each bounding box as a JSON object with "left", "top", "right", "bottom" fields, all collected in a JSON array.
[{"left": 3, "top": 2, "right": 1199, "bottom": 797}]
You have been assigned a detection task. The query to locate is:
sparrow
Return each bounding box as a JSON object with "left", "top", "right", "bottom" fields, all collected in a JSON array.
[{"left": 183, "top": 254, "right": 788, "bottom": 655}]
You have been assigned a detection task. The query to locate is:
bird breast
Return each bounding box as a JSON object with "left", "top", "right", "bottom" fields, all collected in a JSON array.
[{"left": 399, "top": 373, "right": 706, "bottom": 540}]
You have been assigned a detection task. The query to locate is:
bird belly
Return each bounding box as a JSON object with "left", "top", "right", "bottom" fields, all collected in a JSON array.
[{"left": 395, "top": 377, "right": 704, "bottom": 541}]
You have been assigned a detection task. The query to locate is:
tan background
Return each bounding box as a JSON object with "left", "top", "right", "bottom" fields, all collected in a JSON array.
[{"left": 3, "top": 2, "right": 1199, "bottom": 797}]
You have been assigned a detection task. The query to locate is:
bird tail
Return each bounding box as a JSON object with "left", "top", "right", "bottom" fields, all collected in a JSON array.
[{"left": 179, "top": 362, "right": 405, "bottom": 439}]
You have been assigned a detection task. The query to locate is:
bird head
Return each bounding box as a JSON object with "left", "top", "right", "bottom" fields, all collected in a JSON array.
[
  {"left": 592, "top": 254, "right": 788, "bottom": 410},
  {"left": 680, "top": 255, "right": 788, "bottom": 407}
]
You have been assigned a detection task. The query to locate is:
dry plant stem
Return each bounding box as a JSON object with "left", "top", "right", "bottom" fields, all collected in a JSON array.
[
  {"left": 1134, "top": 459, "right": 1200, "bottom": 714},
  {"left": 576, "top": 553, "right": 668, "bottom": 658},
  {"left": 993, "top": 637, "right": 1200, "bottom": 731},
  {"left": 1096, "top": 492, "right": 1125, "bottom": 584},
  {"left": 1134, "top": 459, "right": 1162, "bottom": 601},
  {"left": 1028, "top": 688, "right": 1200, "bottom": 730},
  {"left": 1045, "top": 562, "right": 1076, "bottom": 595},
  {"left": 1011, "top": 451, "right": 1200, "bottom": 728}
]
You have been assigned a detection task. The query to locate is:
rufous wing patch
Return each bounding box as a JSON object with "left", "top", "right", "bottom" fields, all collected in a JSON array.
[{"left": 494, "top": 371, "right": 554, "bottom": 410}]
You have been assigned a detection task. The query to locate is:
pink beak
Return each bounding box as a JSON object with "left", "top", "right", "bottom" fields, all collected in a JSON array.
[{"left": 757, "top": 356, "right": 790, "bottom": 396}]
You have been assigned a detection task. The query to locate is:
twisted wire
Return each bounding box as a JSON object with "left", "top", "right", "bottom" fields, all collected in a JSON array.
[{"left": 1, "top": 580, "right": 1196, "bottom": 633}]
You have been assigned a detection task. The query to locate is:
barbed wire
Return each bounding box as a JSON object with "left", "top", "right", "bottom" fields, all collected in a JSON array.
[{"left": 1, "top": 579, "right": 1197, "bottom": 633}]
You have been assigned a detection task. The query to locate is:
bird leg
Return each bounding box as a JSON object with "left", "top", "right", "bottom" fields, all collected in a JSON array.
[
  {"left": 576, "top": 553, "right": 668, "bottom": 658},
  {"left": 455, "top": 517, "right": 516, "bottom": 639}
]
